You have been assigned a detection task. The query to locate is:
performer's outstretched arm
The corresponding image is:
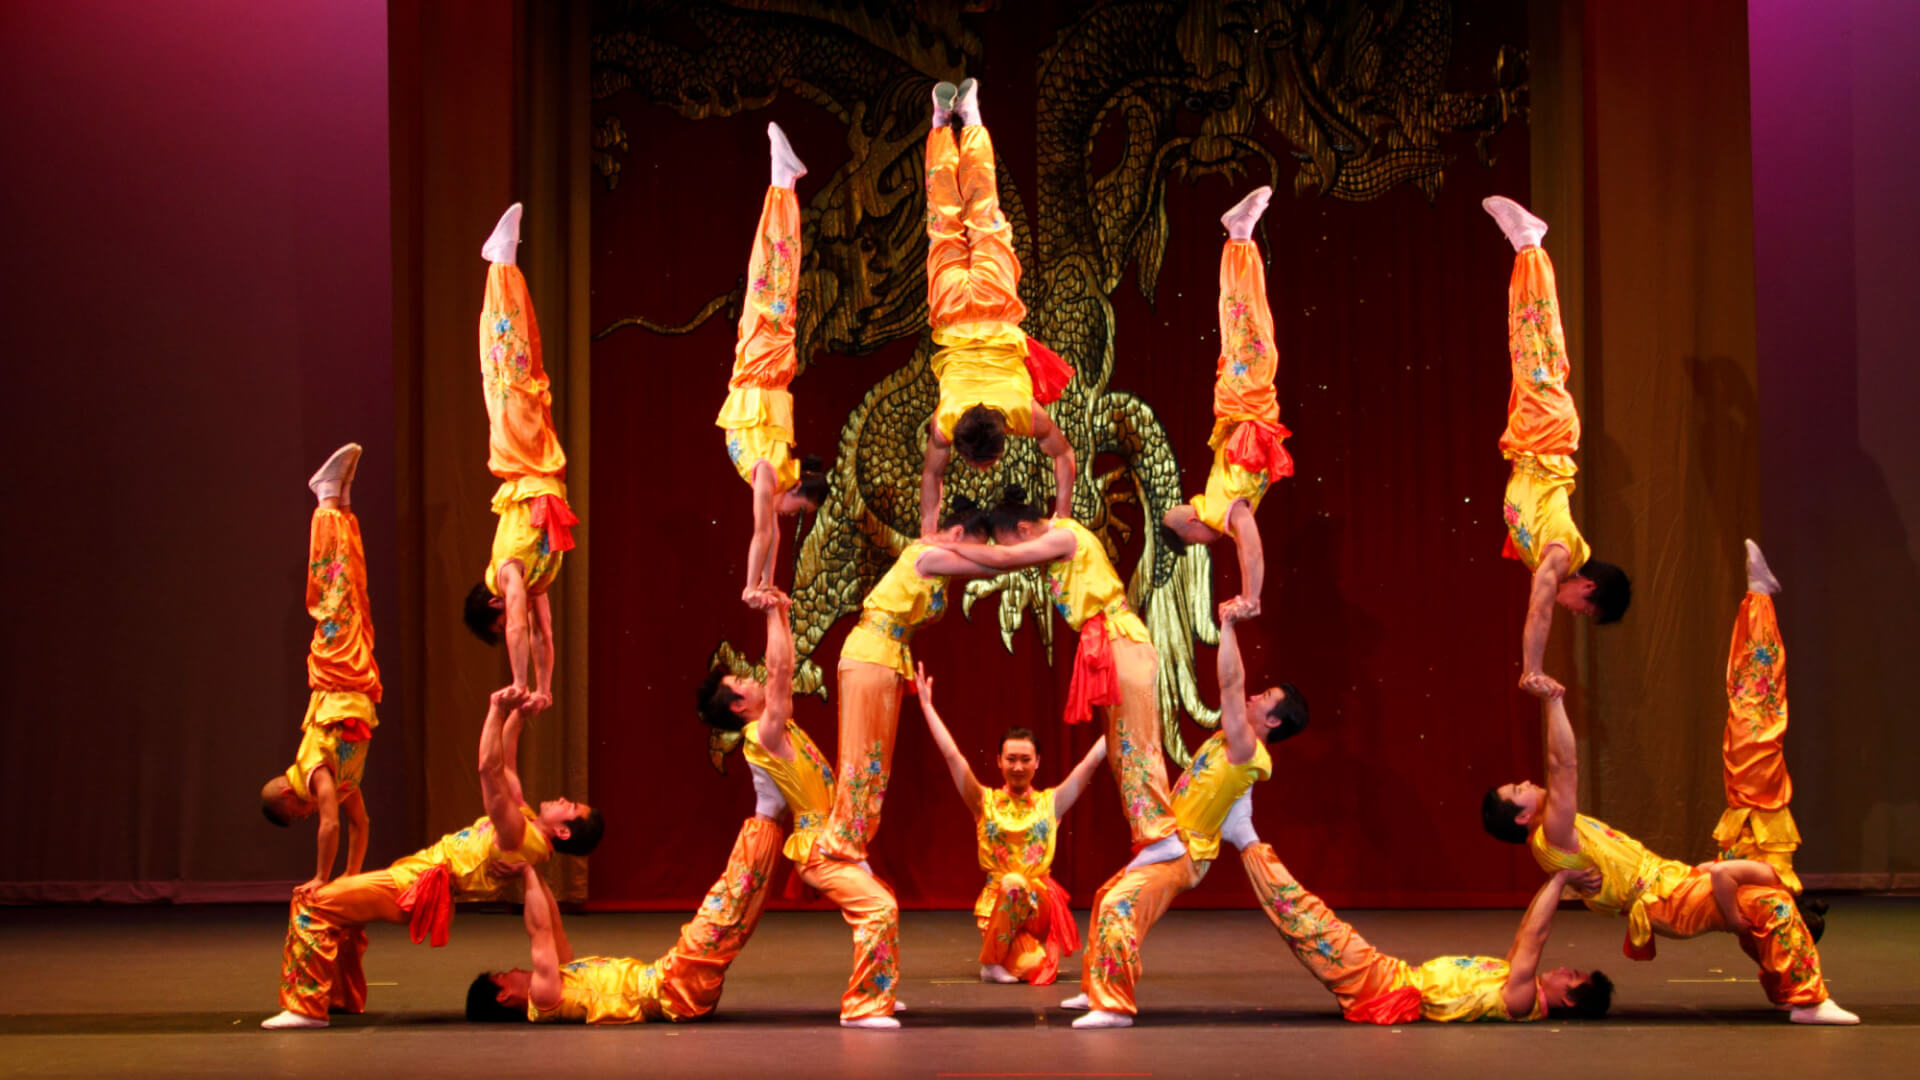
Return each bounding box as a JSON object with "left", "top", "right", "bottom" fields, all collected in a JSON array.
[
  {"left": 1503, "top": 868, "right": 1591, "bottom": 1015},
  {"left": 1032, "top": 411, "right": 1076, "bottom": 520},
  {"left": 752, "top": 593, "right": 797, "bottom": 759},
  {"left": 478, "top": 685, "right": 531, "bottom": 852},
  {"left": 1218, "top": 604, "right": 1256, "bottom": 764},
  {"left": 1226, "top": 502, "right": 1265, "bottom": 612},
  {"left": 522, "top": 863, "right": 566, "bottom": 1014},
  {"left": 943, "top": 528, "right": 1076, "bottom": 572},
  {"left": 295, "top": 768, "right": 342, "bottom": 899},
  {"left": 1051, "top": 735, "right": 1108, "bottom": 817},
  {"left": 915, "top": 661, "right": 984, "bottom": 814},
  {"left": 342, "top": 789, "right": 369, "bottom": 877},
  {"left": 497, "top": 561, "right": 533, "bottom": 693},
  {"left": 530, "top": 593, "right": 555, "bottom": 712},
  {"left": 1534, "top": 690, "right": 1579, "bottom": 852},
  {"left": 1522, "top": 547, "right": 1571, "bottom": 696},
  {"left": 501, "top": 703, "right": 530, "bottom": 810},
  {"left": 920, "top": 426, "right": 953, "bottom": 539}
]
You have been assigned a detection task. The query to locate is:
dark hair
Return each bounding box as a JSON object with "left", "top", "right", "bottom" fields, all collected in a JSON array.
[
  {"left": 1580, "top": 560, "right": 1632, "bottom": 625},
  {"left": 952, "top": 405, "right": 1007, "bottom": 466},
  {"left": 1264, "top": 683, "right": 1310, "bottom": 744},
  {"left": 463, "top": 583, "right": 503, "bottom": 646},
  {"left": 1796, "top": 894, "right": 1828, "bottom": 944},
  {"left": 552, "top": 807, "right": 605, "bottom": 856},
  {"left": 1551, "top": 970, "right": 1614, "bottom": 1020},
  {"left": 465, "top": 972, "right": 523, "bottom": 1022},
  {"left": 990, "top": 485, "right": 1047, "bottom": 534},
  {"left": 940, "top": 494, "right": 993, "bottom": 538},
  {"left": 1156, "top": 521, "right": 1190, "bottom": 557},
  {"left": 999, "top": 726, "right": 1038, "bottom": 754},
  {"left": 696, "top": 667, "right": 745, "bottom": 731},
  {"left": 262, "top": 800, "right": 293, "bottom": 828},
  {"left": 1481, "top": 786, "right": 1528, "bottom": 844},
  {"left": 795, "top": 453, "right": 828, "bottom": 508}
]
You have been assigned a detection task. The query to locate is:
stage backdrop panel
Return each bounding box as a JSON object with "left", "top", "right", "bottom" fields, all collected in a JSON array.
[{"left": 584, "top": 0, "right": 1542, "bottom": 910}]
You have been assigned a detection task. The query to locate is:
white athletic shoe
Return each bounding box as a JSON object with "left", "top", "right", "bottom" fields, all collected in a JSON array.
[
  {"left": 1222, "top": 186, "right": 1273, "bottom": 240},
  {"left": 308, "top": 443, "right": 362, "bottom": 505},
  {"left": 1790, "top": 999, "right": 1860, "bottom": 1025},
  {"left": 1072, "top": 1009, "right": 1134, "bottom": 1029},
  {"left": 1060, "top": 992, "right": 1090, "bottom": 1011},
  {"left": 954, "top": 77, "right": 980, "bottom": 126},
  {"left": 931, "top": 81, "right": 957, "bottom": 128},
  {"left": 482, "top": 203, "right": 523, "bottom": 265},
  {"left": 980, "top": 964, "right": 1020, "bottom": 984},
  {"left": 1746, "top": 539, "right": 1783, "bottom": 596},
  {"left": 840, "top": 1016, "right": 902, "bottom": 1029},
  {"left": 1482, "top": 195, "right": 1547, "bottom": 252},
  {"left": 768, "top": 122, "right": 807, "bottom": 189},
  {"left": 261, "top": 1010, "right": 328, "bottom": 1030}
]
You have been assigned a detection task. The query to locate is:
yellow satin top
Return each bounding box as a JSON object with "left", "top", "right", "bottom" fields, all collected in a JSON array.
[
  {"left": 1171, "top": 731, "right": 1271, "bottom": 863},
  {"left": 931, "top": 320, "right": 1036, "bottom": 441},
  {"left": 1189, "top": 441, "right": 1272, "bottom": 535},
  {"left": 1502, "top": 452, "right": 1590, "bottom": 573},
  {"left": 742, "top": 719, "right": 835, "bottom": 864},
  {"left": 285, "top": 692, "right": 374, "bottom": 801},
  {"left": 972, "top": 786, "right": 1058, "bottom": 918},
  {"left": 486, "top": 474, "right": 567, "bottom": 597},
  {"left": 1529, "top": 813, "right": 1693, "bottom": 948},
  {"left": 718, "top": 386, "right": 800, "bottom": 493},
  {"left": 528, "top": 956, "right": 665, "bottom": 1024},
  {"left": 1404, "top": 956, "right": 1544, "bottom": 1023},
  {"left": 1042, "top": 517, "right": 1150, "bottom": 643},
  {"left": 386, "top": 807, "right": 553, "bottom": 902},
  {"left": 840, "top": 542, "right": 949, "bottom": 679}
]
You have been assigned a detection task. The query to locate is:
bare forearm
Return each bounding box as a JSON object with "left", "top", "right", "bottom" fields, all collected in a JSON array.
[
  {"left": 1051, "top": 446, "right": 1076, "bottom": 519},
  {"left": 1522, "top": 572, "right": 1556, "bottom": 674},
  {"left": 765, "top": 606, "right": 795, "bottom": 701},
  {"left": 313, "top": 817, "right": 340, "bottom": 882},
  {"left": 921, "top": 450, "right": 946, "bottom": 537},
  {"left": 1216, "top": 621, "right": 1247, "bottom": 697},
  {"left": 1543, "top": 697, "right": 1577, "bottom": 780},
  {"left": 922, "top": 703, "right": 978, "bottom": 801},
  {"left": 1233, "top": 515, "right": 1264, "bottom": 600},
  {"left": 506, "top": 616, "right": 531, "bottom": 689},
  {"left": 345, "top": 817, "right": 369, "bottom": 876},
  {"left": 1054, "top": 736, "right": 1107, "bottom": 814},
  {"left": 759, "top": 517, "right": 782, "bottom": 588}
]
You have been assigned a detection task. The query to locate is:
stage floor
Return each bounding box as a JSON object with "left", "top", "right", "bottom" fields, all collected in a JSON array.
[{"left": 2, "top": 899, "right": 1914, "bottom": 1078}]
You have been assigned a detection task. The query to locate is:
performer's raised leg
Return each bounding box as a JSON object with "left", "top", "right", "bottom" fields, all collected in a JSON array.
[{"left": 1714, "top": 540, "right": 1803, "bottom": 893}]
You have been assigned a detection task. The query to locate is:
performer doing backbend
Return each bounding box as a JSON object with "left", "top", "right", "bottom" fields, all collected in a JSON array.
[
  {"left": 1060, "top": 601, "right": 1308, "bottom": 1028},
  {"left": 261, "top": 685, "right": 603, "bottom": 1029},
  {"left": 915, "top": 661, "right": 1106, "bottom": 985},
  {"left": 1481, "top": 196, "right": 1630, "bottom": 699},
  {"left": 719, "top": 122, "right": 828, "bottom": 605},
  {"left": 261, "top": 444, "right": 381, "bottom": 899},
  {"left": 462, "top": 204, "right": 579, "bottom": 713},
  {"left": 918, "top": 78, "right": 1076, "bottom": 538},
  {"left": 1162, "top": 187, "right": 1295, "bottom": 616}
]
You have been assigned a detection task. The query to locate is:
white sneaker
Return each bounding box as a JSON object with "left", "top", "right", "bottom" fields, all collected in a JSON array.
[
  {"left": 981, "top": 964, "right": 1019, "bottom": 984},
  {"left": 308, "top": 443, "right": 362, "bottom": 505},
  {"left": 1072, "top": 1009, "right": 1134, "bottom": 1029},
  {"left": 1746, "top": 539, "right": 1783, "bottom": 596},
  {"left": 1060, "top": 992, "right": 1090, "bottom": 1011},
  {"left": 482, "top": 203, "right": 523, "bottom": 265},
  {"left": 1482, "top": 195, "right": 1547, "bottom": 252},
  {"left": 768, "top": 122, "right": 807, "bottom": 189},
  {"left": 954, "top": 77, "right": 980, "bottom": 126},
  {"left": 1790, "top": 999, "right": 1860, "bottom": 1025},
  {"left": 261, "top": 1010, "right": 328, "bottom": 1030},
  {"left": 840, "top": 1016, "right": 901, "bottom": 1029},
  {"left": 1222, "top": 186, "right": 1272, "bottom": 240},
  {"left": 931, "top": 81, "right": 957, "bottom": 128}
]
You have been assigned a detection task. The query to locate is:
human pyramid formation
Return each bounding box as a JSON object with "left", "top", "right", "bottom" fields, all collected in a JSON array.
[{"left": 257, "top": 79, "right": 1858, "bottom": 1032}]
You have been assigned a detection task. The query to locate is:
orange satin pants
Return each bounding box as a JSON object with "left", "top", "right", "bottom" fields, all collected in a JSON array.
[
  {"left": 1644, "top": 873, "right": 1827, "bottom": 1006},
  {"left": 1081, "top": 853, "right": 1206, "bottom": 1014},
  {"left": 977, "top": 871, "right": 1050, "bottom": 981},
  {"left": 818, "top": 658, "right": 906, "bottom": 863},
  {"left": 480, "top": 262, "right": 566, "bottom": 480},
  {"left": 798, "top": 852, "right": 901, "bottom": 1020},
  {"left": 925, "top": 124, "right": 1026, "bottom": 330},
  {"left": 1241, "top": 843, "right": 1409, "bottom": 1011},
  {"left": 1103, "top": 638, "right": 1179, "bottom": 850},
  {"left": 1211, "top": 239, "right": 1280, "bottom": 427},
  {"left": 306, "top": 508, "right": 380, "bottom": 698},
  {"left": 730, "top": 185, "right": 800, "bottom": 391},
  {"left": 1499, "top": 246, "right": 1580, "bottom": 457},
  {"left": 277, "top": 871, "right": 404, "bottom": 1018},
  {"left": 1717, "top": 592, "right": 1800, "bottom": 889},
  {"left": 653, "top": 816, "right": 783, "bottom": 1020}
]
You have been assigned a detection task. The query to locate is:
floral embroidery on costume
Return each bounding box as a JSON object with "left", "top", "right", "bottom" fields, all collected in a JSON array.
[
  {"left": 750, "top": 230, "right": 797, "bottom": 317},
  {"left": 1220, "top": 294, "right": 1266, "bottom": 380},
  {"left": 1114, "top": 733, "right": 1170, "bottom": 829},
  {"left": 848, "top": 907, "right": 901, "bottom": 1009},
  {"left": 481, "top": 302, "right": 534, "bottom": 405},
  {"left": 1502, "top": 501, "right": 1534, "bottom": 557},
  {"left": 1510, "top": 297, "right": 1566, "bottom": 390},
  {"left": 1088, "top": 883, "right": 1146, "bottom": 992},
  {"left": 828, "top": 739, "right": 889, "bottom": 851}
]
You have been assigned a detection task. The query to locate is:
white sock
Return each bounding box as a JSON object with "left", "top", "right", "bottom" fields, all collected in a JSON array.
[
  {"left": 1060, "top": 993, "right": 1090, "bottom": 1010},
  {"left": 955, "top": 78, "right": 981, "bottom": 127},
  {"left": 1482, "top": 195, "right": 1547, "bottom": 252},
  {"left": 308, "top": 443, "right": 362, "bottom": 505},
  {"left": 840, "top": 1016, "right": 901, "bottom": 1029},
  {"left": 482, "top": 203, "right": 522, "bottom": 265},
  {"left": 931, "top": 81, "right": 957, "bottom": 128},
  {"left": 1222, "top": 186, "right": 1272, "bottom": 241},
  {"left": 1072, "top": 1009, "right": 1134, "bottom": 1029},
  {"left": 768, "top": 122, "right": 807, "bottom": 189},
  {"left": 1790, "top": 998, "right": 1860, "bottom": 1025},
  {"left": 980, "top": 964, "right": 1019, "bottom": 984},
  {"left": 1125, "top": 834, "right": 1185, "bottom": 872},
  {"left": 261, "top": 1010, "right": 328, "bottom": 1030},
  {"left": 1745, "top": 539, "right": 1782, "bottom": 596},
  {"left": 1220, "top": 791, "right": 1260, "bottom": 852}
]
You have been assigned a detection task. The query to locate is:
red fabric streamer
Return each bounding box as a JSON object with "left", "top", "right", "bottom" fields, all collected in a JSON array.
[
  {"left": 336, "top": 717, "right": 373, "bottom": 743},
  {"left": 397, "top": 865, "right": 452, "bottom": 947},
  {"left": 1623, "top": 932, "right": 1658, "bottom": 962},
  {"left": 1026, "top": 873, "right": 1080, "bottom": 986},
  {"left": 1344, "top": 985, "right": 1423, "bottom": 1025},
  {"left": 1062, "top": 615, "right": 1121, "bottom": 725},
  {"left": 1022, "top": 336, "right": 1074, "bottom": 405},
  {"left": 529, "top": 493, "right": 579, "bottom": 554},
  {"left": 1219, "top": 417, "right": 1295, "bottom": 478}
]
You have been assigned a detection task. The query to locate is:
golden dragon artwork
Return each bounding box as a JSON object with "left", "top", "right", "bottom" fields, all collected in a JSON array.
[{"left": 590, "top": 0, "right": 1526, "bottom": 768}]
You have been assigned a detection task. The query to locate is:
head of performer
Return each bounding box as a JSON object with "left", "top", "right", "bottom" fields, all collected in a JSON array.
[
  {"left": 537, "top": 796, "right": 605, "bottom": 855},
  {"left": 258, "top": 774, "right": 313, "bottom": 826},
  {"left": 776, "top": 453, "right": 831, "bottom": 517},
  {"left": 953, "top": 405, "right": 1009, "bottom": 469},
  {"left": 697, "top": 666, "right": 764, "bottom": 731},
  {"left": 462, "top": 583, "right": 506, "bottom": 646},
  {"left": 989, "top": 485, "right": 1049, "bottom": 542},
  {"left": 466, "top": 969, "right": 532, "bottom": 1022},
  {"left": 1541, "top": 967, "right": 1614, "bottom": 1019},
  {"left": 935, "top": 494, "right": 994, "bottom": 543},
  {"left": 998, "top": 727, "right": 1040, "bottom": 794},
  {"left": 1247, "top": 683, "right": 1310, "bottom": 744},
  {"left": 1558, "top": 559, "right": 1632, "bottom": 624},
  {"left": 1481, "top": 782, "right": 1546, "bottom": 844}
]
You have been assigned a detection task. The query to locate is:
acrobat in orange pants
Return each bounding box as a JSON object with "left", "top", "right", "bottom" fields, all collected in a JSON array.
[
  {"left": 1715, "top": 591, "right": 1801, "bottom": 892},
  {"left": 717, "top": 184, "right": 803, "bottom": 488}
]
